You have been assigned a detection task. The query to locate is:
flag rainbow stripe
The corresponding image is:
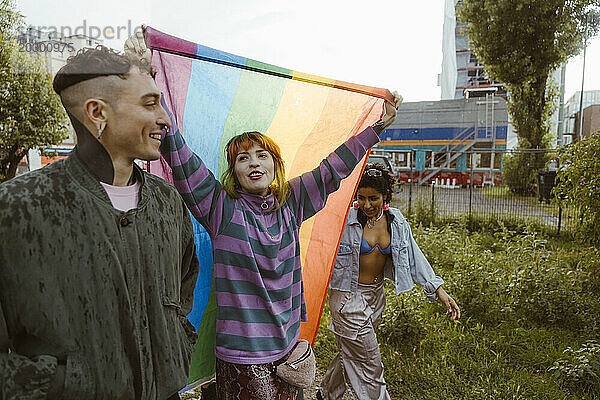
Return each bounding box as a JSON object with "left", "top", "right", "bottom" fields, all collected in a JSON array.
[{"left": 145, "top": 26, "right": 392, "bottom": 386}]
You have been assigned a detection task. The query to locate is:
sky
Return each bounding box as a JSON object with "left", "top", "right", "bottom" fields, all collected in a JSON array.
[{"left": 14, "top": 0, "right": 600, "bottom": 104}]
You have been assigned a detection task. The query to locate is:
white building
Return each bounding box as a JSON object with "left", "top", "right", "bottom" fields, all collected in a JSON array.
[
  {"left": 561, "top": 90, "right": 600, "bottom": 144},
  {"left": 440, "top": 0, "right": 505, "bottom": 100}
]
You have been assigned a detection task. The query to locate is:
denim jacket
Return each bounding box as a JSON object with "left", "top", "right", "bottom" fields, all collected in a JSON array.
[{"left": 329, "top": 207, "right": 443, "bottom": 301}]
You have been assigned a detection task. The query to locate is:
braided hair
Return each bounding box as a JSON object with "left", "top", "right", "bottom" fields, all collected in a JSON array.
[
  {"left": 356, "top": 163, "right": 397, "bottom": 230},
  {"left": 357, "top": 163, "right": 397, "bottom": 203}
]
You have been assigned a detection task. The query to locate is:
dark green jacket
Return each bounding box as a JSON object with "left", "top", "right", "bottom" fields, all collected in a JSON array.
[{"left": 0, "top": 153, "right": 199, "bottom": 399}]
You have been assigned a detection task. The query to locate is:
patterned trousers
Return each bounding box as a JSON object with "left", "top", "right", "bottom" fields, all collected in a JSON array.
[{"left": 215, "top": 357, "right": 301, "bottom": 400}]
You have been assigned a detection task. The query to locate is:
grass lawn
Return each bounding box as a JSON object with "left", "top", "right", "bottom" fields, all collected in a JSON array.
[{"left": 314, "top": 220, "right": 600, "bottom": 399}]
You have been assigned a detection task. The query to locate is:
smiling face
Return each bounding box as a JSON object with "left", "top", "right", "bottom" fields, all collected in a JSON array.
[
  {"left": 356, "top": 187, "right": 385, "bottom": 219},
  {"left": 100, "top": 67, "right": 170, "bottom": 162},
  {"left": 233, "top": 143, "right": 275, "bottom": 196}
]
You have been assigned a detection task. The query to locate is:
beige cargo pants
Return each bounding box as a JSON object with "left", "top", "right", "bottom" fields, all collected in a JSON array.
[{"left": 320, "top": 282, "right": 391, "bottom": 400}]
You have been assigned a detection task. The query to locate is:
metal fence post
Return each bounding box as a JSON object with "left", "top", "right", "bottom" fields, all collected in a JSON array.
[
  {"left": 408, "top": 179, "right": 413, "bottom": 217},
  {"left": 409, "top": 151, "right": 413, "bottom": 217},
  {"left": 431, "top": 182, "right": 435, "bottom": 222},
  {"left": 558, "top": 202, "right": 562, "bottom": 236},
  {"left": 469, "top": 153, "right": 473, "bottom": 220}
]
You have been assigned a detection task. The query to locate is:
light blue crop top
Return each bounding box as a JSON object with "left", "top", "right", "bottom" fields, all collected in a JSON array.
[{"left": 360, "top": 236, "right": 391, "bottom": 255}]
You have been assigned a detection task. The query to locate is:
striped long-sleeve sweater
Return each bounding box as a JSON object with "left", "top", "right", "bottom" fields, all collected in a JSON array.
[{"left": 160, "top": 117, "right": 379, "bottom": 364}]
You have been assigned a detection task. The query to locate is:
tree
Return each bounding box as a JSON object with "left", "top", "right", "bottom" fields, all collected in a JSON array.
[
  {"left": 0, "top": 0, "right": 69, "bottom": 182},
  {"left": 458, "top": 0, "right": 600, "bottom": 195},
  {"left": 554, "top": 134, "right": 600, "bottom": 244}
]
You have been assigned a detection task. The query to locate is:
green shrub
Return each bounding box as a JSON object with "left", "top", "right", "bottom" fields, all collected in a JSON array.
[
  {"left": 503, "top": 151, "right": 548, "bottom": 196},
  {"left": 377, "top": 288, "right": 426, "bottom": 351},
  {"left": 549, "top": 340, "right": 600, "bottom": 393},
  {"left": 511, "top": 264, "right": 600, "bottom": 334},
  {"left": 314, "top": 223, "right": 600, "bottom": 399},
  {"left": 411, "top": 197, "right": 438, "bottom": 227},
  {"left": 555, "top": 134, "right": 600, "bottom": 245}
]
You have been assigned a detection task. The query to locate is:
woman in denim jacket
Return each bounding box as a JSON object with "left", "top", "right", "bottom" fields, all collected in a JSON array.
[{"left": 318, "top": 164, "right": 460, "bottom": 400}]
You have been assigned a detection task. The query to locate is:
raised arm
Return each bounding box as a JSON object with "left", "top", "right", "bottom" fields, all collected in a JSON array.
[
  {"left": 287, "top": 92, "right": 402, "bottom": 222},
  {"left": 158, "top": 98, "right": 230, "bottom": 236},
  {"left": 125, "top": 31, "right": 230, "bottom": 236},
  {"left": 288, "top": 126, "right": 380, "bottom": 223}
]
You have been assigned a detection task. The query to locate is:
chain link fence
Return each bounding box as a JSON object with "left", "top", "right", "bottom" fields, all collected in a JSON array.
[{"left": 385, "top": 149, "right": 578, "bottom": 234}]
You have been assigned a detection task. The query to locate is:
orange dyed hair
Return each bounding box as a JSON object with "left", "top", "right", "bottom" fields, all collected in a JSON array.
[{"left": 222, "top": 131, "right": 290, "bottom": 207}]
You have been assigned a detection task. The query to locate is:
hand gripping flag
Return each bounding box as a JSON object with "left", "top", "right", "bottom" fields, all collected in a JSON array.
[{"left": 144, "top": 26, "right": 393, "bottom": 388}]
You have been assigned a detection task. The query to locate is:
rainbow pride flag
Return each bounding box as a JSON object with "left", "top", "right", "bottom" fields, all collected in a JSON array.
[{"left": 144, "top": 26, "right": 393, "bottom": 387}]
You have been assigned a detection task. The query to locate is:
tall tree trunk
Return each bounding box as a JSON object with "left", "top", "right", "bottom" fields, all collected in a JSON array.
[
  {"left": 532, "top": 72, "right": 549, "bottom": 149},
  {"left": 0, "top": 148, "right": 25, "bottom": 182}
]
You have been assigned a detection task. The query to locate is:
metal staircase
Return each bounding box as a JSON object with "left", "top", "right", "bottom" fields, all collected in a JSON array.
[
  {"left": 418, "top": 92, "right": 498, "bottom": 185},
  {"left": 418, "top": 125, "right": 477, "bottom": 184}
]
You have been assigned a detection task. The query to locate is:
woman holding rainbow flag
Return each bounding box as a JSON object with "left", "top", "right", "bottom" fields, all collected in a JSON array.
[{"left": 126, "top": 32, "right": 402, "bottom": 399}]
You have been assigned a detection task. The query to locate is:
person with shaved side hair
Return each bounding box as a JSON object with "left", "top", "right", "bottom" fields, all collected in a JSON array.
[{"left": 0, "top": 46, "right": 200, "bottom": 399}]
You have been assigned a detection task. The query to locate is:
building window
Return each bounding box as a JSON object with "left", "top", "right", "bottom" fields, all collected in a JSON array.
[
  {"left": 493, "top": 152, "right": 502, "bottom": 170},
  {"left": 467, "top": 150, "right": 502, "bottom": 170},
  {"left": 479, "top": 152, "right": 492, "bottom": 168},
  {"left": 433, "top": 152, "right": 447, "bottom": 168},
  {"left": 467, "top": 153, "right": 478, "bottom": 169},
  {"left": 396, "top": 152, "right": 410, "bottom": 168}
]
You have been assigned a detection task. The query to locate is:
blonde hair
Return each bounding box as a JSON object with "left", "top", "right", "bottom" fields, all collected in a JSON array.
[{"left": 222, "top": 131, "right": 290, "bottom": 208}]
